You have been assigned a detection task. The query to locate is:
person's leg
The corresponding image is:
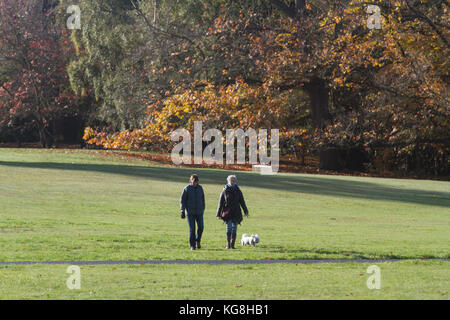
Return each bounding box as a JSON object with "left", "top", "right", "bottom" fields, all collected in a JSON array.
[
  {"left": 195, "top": 215, "right": 204, "bottom": 249},
  {"left": 225, "top": 220, "right": 232, "bottom": 249},
  {"left": 187, "top": 215, "right": 196, "bottom": 250},
  {"left": 230, "top": 221, "right": 238, "bottom": 249}
]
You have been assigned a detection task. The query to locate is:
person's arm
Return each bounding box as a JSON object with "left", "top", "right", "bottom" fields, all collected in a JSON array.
[
  {"left": 180, "top": 187, "right": 188, "bottom": 218},
  {"left": 239, "top": 189, "right": 249, "bottom": 216},
  {"left": 216, "top": 190, "right": 225, "bottom": 218},
  {"left": 200, "top": 186, "right": 205, "bottom": 214}
]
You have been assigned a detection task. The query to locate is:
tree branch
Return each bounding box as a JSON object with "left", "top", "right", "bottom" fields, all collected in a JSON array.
[
  {"left": 268, "top": 0, "right": 297, "bottom": 20},
  {"left": 1, "top": 83, "right": 14, "bottom": 98},
  {"left": 128, "top": 0, "right": 205, "bottom": 59},
  {"left": 405, "top": 0, "right": 449, "bottom": 48}
]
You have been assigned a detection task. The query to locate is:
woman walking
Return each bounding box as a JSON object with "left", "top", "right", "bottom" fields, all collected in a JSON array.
[
  {"left": 180, "top": 174, "right": 205, "bottom": 250},
  {"left": 216, "top": 175, "right": 249, "bottom": 249}
]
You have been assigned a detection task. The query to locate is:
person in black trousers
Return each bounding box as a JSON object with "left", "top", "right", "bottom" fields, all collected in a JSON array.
[{"left": 180, "top": 174, "right": 205, "bottom": 250}]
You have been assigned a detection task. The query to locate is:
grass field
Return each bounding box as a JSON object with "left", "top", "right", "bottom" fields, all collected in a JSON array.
[
  {"left": 0, "top": 261, "right": 448, "bottom": 299},
  {"left": 0, "top": 148, "right": 449, "bottom": 299}
]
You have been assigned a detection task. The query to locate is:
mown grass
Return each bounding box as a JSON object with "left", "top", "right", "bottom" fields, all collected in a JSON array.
[
  {"left": 0, "top": 261, "right": 448, "bottom": 299},
  {"left": 0, "top": 148, "right": 448, "bottom": 261},
  {"left": 0, "top": 148, "right": 448, "bottom": 299}
]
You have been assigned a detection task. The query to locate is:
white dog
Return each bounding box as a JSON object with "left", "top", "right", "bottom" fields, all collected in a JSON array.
[{"left": 241, "top": 234, "right": 260, "bottom": 247}]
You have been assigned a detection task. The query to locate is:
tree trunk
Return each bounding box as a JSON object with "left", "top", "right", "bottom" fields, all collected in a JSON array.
[
  {"left": 304, "top": 77, "right": 331, "bottom": 129},
  {"left": 39, "top": 128, "right": 47, "bottom": 148},
  {"left": 52, "top": 118, "right": 59, "bottom": 148},
  {"left": 304, "top": 78, "right": 366, "bottom": 171},
  {"left": 38, "top": 125, "right": 51, "bottom": 148},
  {"left": 269, "top": 0, "right": 366, "bottom": 171},
  {"left": 304, "top": 78, "right": 339, "bottom": 170}
]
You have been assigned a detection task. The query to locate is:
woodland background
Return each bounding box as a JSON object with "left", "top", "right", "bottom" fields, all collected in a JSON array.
[{"left": 0, "top": 0, "right": 448, "bottom": 176}]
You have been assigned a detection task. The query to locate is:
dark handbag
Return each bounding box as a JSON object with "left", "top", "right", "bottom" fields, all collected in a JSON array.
[{"left": 221, "top": 188, "right": 237, "bottom": 220}]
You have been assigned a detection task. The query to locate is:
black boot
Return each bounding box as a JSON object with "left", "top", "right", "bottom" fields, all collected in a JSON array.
[
  {"left": 230, "top": 234, "right": 236, "bottom": 249},
  {"left": 226, "top": 233, "right": 232, "bottom": 249}
]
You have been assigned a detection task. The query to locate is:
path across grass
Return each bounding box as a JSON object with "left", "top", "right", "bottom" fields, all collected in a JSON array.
[{"left": 1, "top": 258, "right": 449, "bottom": 265}]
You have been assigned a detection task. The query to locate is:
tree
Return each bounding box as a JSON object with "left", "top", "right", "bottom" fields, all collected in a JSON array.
[
  {"left": 73, "top": 0, "right": 448, "bottom": 175},
  {"left": 0, "top": 0, "right": 82, "bottom": 147},
  {"left": 249, "top": 0, "right": 448, "bottom": 173}
]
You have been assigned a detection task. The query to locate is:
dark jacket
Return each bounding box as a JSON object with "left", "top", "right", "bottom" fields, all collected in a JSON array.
[
  {"left": 216, "top": 184, "right": 248, "bottom": 224},
  {"left": 180, "top": 184, "right": 205, "bottom": 216}
]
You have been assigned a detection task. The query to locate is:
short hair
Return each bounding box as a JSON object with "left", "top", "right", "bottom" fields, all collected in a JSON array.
[
  {"left": 227, "top": 175, "right": 237, "bottom": 183},
  {"left": 190, "top": 174, "right": 199, "bottom": 182}
]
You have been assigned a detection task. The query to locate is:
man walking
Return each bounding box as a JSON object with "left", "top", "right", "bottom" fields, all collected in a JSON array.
[{"left": 180, "top": 174, "right": 205, "bottom": 250}]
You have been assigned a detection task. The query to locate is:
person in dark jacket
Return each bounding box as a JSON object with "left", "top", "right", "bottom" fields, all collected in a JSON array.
[
  {"left": 216, "top": 175, "right": 249, "bottom": 249},
  {"left": 180, "top": 174, "right": 205, "bottom": 250}
]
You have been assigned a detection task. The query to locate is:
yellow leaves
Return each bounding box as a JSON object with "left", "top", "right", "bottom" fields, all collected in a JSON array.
[
  {"left": 333, "top": 77, "right": 344, "bottom": 87},
  {"left": 275, "top": 33, "right": 294, "bottom": 47},
  {"left": 82, "top": 127, "right": 95, "bottom": 141},
  {"left": 319, "top": 18, "right": 327, "bottom": 27}
]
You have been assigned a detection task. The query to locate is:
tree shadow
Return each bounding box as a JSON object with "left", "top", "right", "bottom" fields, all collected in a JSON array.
[
  {"left": 0, "top": 160, "right": 449, "bottom": 208},
  {"left": 263, "top": 246, "right": 421, "bottom": 259}
]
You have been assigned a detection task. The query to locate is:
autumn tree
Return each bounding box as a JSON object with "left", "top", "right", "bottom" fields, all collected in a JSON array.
[
  {"left": 246, "top": 0, "right": 448, "bottom": 173},
  {"left": 0, "top": 0, "right": 84, "bottom": 147},
  {"left": 69, "top": 0, "right": 448, "bottom": 175}
]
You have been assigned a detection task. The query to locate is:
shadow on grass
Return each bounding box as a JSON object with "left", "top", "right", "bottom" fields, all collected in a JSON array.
[
  {"left": 0, "top": 161, "right": 449, "bottom": 208},
  {"left": 262, "top": 246, "right": 441, "bottom": 259}
]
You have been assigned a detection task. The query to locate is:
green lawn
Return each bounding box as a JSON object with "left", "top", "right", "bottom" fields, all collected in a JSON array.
[
  {"left": 0, "top": 148, "right": 448, "bottom": 299},
  {"left": 0, "top": 261, "right": 448, "bottom": 300}
]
